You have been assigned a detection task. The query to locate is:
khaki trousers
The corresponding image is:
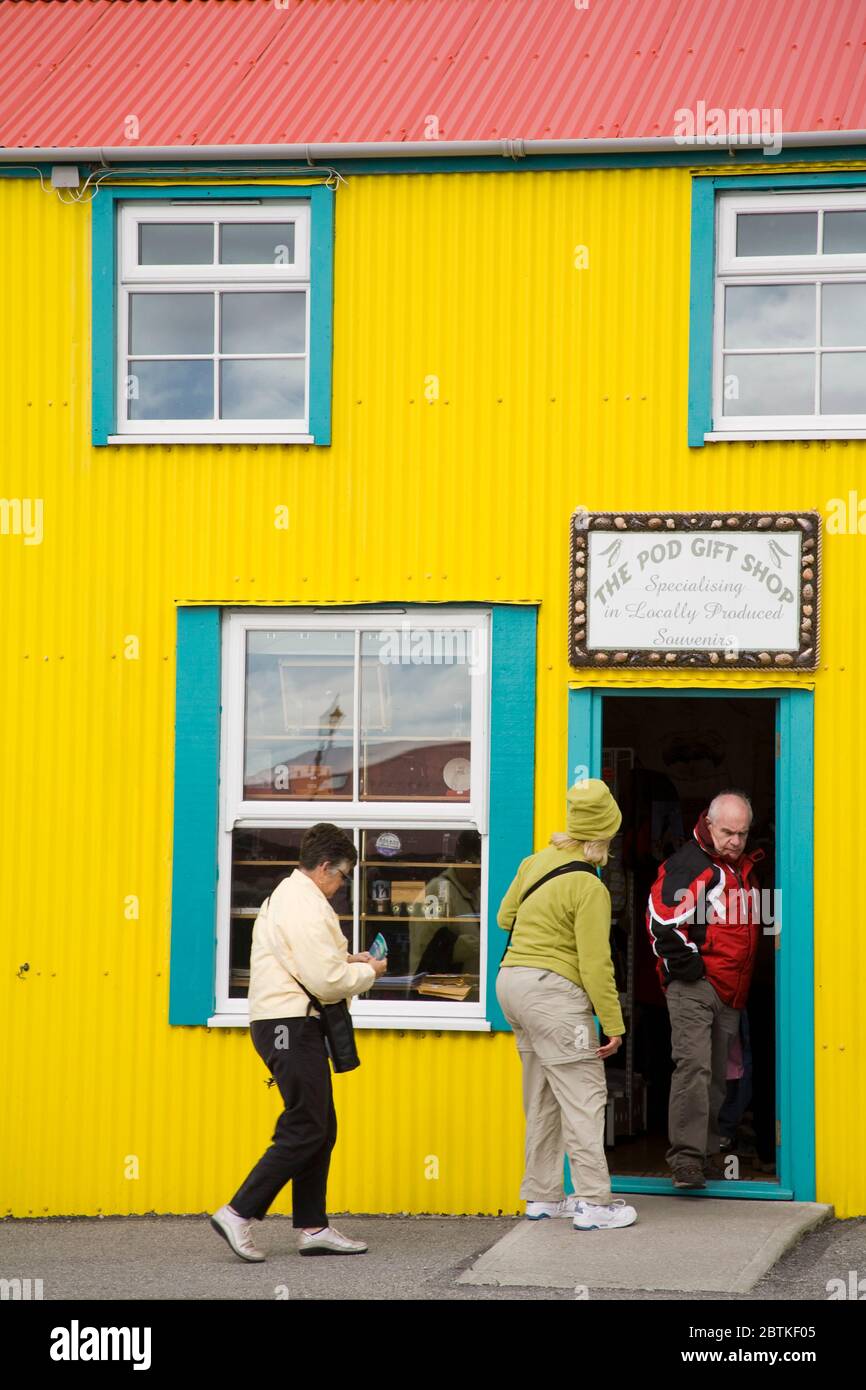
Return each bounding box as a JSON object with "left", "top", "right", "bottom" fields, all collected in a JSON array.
[
  {"left": 496, "top": 965, "right": 612, "bottom": 1205},
  {"left": 665, "top": 977, "right": 741, "bottom": 1172}
]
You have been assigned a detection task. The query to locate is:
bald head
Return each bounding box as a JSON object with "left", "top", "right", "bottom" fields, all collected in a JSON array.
[{"left": 706, "top": 792, "right": 752, "bottom": 861}]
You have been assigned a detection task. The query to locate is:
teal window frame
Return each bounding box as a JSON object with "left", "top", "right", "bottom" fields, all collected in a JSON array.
[
  {"left": 168, "top": 603, "right": 537, "bottom": 1029},
  {"left": 688, "top": 170, "right": 866, "bottom": 447},
  {"left": 91, "top": 184, "right": 334, "bottom": 446},
  {"left": 567, "top": 685, "right": 815, "bottom": 1203}
]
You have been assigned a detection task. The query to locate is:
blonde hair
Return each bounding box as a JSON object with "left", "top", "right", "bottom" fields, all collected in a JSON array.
[{"left": 549, "top": 832, "right": 611, "bottom": 866}]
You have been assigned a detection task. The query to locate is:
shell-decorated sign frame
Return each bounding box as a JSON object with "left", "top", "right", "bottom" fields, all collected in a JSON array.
[{"left": 569, "top": 510, "right": 820, "bottom": 670}]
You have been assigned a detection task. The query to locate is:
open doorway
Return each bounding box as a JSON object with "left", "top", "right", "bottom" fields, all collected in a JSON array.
[{"left": 598, "top": 695, "right": 778, "bottom": 1187}]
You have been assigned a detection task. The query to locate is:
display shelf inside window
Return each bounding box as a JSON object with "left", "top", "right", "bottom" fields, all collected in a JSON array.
[
  {"left": 228, "top": 826, "right": 353, "bottom": 997},
  {"left": 360, "top": 827, "right": 482, "bottom": 1003}
]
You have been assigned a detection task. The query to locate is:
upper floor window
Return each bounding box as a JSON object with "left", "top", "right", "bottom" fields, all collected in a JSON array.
[
  {"left": 118, "top": 201, "right": 310, "bottom": 437},
  {"left": 93, "top": 188, "right": 334, "bottom": 447},
  {"left": 714, "top": 191, "right": 866, "bottom": 434}
]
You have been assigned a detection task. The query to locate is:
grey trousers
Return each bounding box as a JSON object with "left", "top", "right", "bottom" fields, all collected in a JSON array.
[
  {"left": 496, "top": 965, "right": 612, "bottom": 1205},
  {"left": 665, "top": 977, "right": 740, "bottom": 1172}
]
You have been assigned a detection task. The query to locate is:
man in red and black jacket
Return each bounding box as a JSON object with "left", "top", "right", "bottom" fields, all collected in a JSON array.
[{"left": 646, "top": 790, "right": 764, "bottom": 1189}]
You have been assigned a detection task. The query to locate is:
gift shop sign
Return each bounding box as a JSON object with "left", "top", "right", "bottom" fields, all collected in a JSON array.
[{"left": 569, "top": 512, "right": 819, "bottom": 669}]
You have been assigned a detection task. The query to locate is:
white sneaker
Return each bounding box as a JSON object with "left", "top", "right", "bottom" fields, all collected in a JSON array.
[
  {"left": 210, "top": 1204, "right": 266, "bottom": 1262},
  {"left": 525, "top": 1197, "right": 579, "bottom": 1220},
  {"left": 297, "top": 1225, "right": 368, "bottom": 1255},
  {"left": 572, "top": 1198, "right": 638, "bottom": 1230}
]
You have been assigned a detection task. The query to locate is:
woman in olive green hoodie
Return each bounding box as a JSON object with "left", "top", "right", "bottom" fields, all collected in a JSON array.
[{"left": 496, "top": 778, "right": 638, "bottom": 1231}]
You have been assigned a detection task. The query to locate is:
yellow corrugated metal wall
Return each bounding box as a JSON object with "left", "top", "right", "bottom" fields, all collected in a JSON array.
[{"left": 1, "top": 164, "right": 863, "bottom": 1218}]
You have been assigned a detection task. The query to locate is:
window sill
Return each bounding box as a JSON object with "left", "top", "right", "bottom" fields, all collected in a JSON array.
[
  {"left": 705, "top": 429, "right": 866, "bottom": 441},
  {"left": 106, "top": 434, "right": 315, "bottom": 446},
  {"left": 206, "top": 1012, "right": 492, "bottom": 1033}
]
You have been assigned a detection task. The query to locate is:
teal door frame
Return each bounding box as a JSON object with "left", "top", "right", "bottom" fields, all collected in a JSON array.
[{"left": 567, "top": 686, "right": 815, "bottom": 1202}]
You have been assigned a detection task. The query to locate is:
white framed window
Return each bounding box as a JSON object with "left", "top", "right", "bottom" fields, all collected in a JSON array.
[
  {"left": 114, "top": 201, "right": 312, "bottom": 441},
  {"left": 214, "top": 609, "right": 492, "bottom": 1027},
  {"left": 712, "top": 190, "right": 866, "bottom": 437}
]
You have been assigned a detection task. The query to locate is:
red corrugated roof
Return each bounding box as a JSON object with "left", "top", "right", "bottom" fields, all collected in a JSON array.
[{"left": 1, "top": 0, "right": 866, "bottom": 149}]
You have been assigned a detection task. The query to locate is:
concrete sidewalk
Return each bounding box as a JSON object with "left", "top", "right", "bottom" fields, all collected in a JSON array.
[
  {"left": 1, "top": 1202, "right": 860, "bottom": 1301},
  {"left": 458, "top": 1197, "right": 831, "bottom": 1294}
]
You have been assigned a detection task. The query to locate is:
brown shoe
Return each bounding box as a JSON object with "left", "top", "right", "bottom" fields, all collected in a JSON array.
[{"left": 672, "top": 1165, "right": 706, "bottom": 1189}]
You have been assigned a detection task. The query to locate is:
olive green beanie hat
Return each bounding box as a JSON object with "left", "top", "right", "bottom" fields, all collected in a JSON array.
[{"left": 566, "top": 778, "right": 622, "bottom": 841}]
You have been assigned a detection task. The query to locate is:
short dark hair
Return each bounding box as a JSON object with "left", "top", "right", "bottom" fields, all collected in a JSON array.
[{"left": 299, "top": 823, "right": 358, "bottom": 872}]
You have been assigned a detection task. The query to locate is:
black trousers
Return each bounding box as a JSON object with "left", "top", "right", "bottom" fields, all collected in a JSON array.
[{"left": 229, "top": 1016, "right": 337, "bottom": 1229}]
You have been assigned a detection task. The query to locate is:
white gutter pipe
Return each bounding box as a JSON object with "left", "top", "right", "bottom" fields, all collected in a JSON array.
[{"left": 0, "top": 132, "right": 865, "bottom": 163}]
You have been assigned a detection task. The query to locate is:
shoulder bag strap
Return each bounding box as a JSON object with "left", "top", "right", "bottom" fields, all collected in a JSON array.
[
  {"left": 500, "top": 860, "right": 598, "bottom": 965},
  {"left": 263, "top": 893, "right": 321, "bottom": 1017}
]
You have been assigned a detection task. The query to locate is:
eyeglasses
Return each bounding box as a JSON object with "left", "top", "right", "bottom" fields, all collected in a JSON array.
[{"left": 332, "top": 865, "right": 352, "bottom": 885}]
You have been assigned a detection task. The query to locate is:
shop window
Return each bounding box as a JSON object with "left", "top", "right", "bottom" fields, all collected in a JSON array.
[
  {"left": 216, "top": 610, "right": 491, "bottom": 1024},
  {"left": 91, "top": 187, "right": 334, "bottom": 445},
  {"left": 226, "top": 824, "right": 483, "bottom": 1008},
  {"left": 695, "top": 187, "right": 866, "bottom": 441}
]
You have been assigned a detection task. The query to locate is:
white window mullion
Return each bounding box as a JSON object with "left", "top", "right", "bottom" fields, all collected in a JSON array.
[
  {"left": 815, "top": 281, "right": 822, "bottom": 415},
  {"left": 353, "top": 627, "right": 361, "bottom": 806},
  {"left": 215, "top": 290, "right": 222, "bottom": 423},
  {"left": 225, "top": 615, "right": 249, "bottom": 830},
  {"left": 118, "top": 288, "right": 129, "bottom": 430},
  {"left": 353, "top": 827, "right": 360, "bottom": 955}
]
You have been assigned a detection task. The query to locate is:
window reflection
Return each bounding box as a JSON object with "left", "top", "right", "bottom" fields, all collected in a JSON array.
[
  {"left": 221, "top": 359, "right": 306, "bottom": 420},
  {"left": 220, "top": 222, "right": 296, "bottom": 264},
  {"left": 244, "top": 630, "right": 354, "bottom": 799},
  {"left": 823, "top": 211, "right": 866, "bottom": 254},
  {"left": 822, "top": 352, "right": 866, "bottom": 414},
  {"left": 139, "top": 222, "right": 214, "bottom": 264},
  {"left": 735, "top": 211, "right": 817, "bottom": 257},
  {"left": 722, "top": 353, "right": 814, "bottom": 415},
  {"left": 130, "top": 292, "right": 213, "bottom": 354},
  {"left": 724, "top": 284, "right": 814, "bottom": 349},
  {"left": 220, "top": 292, "right": 306, "bottom": 354},
  {"left": 127, "top": 360, "right": 213, "bottom": 419},
  {"left": 821, "top": 283, "right": 866, "bottom": 347},
  {"left": 359, "top": 628, "right": 472, "bottom": 800}
]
